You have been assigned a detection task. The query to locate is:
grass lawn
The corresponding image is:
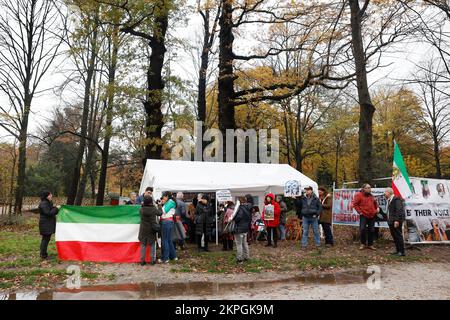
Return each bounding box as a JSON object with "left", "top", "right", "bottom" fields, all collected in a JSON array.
[
  {"left": 1, "top": 214, "right": 450, "bottom": 292},
  {"left": 0, "top": 214, "right": 101, "bottom": 291}
]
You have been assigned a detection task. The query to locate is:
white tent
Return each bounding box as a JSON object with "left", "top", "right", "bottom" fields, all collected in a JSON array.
[{"left": 139, "top": 159, "right": 318, "bottom": 209}]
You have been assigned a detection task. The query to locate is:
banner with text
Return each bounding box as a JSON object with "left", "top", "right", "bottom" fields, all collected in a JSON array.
[{"left": 333, "top": 177, "right": 450, "bottom": 243}]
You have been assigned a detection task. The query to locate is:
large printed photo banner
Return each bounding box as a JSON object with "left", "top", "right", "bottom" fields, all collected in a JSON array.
[
  {"left": 332, "top": 188, "right": 388, "bottom": 228},
  {"left": 405, "top": 202, "right": 450, "bottom": 243},
  {"left": 409, "top": 177, "right": 450, "bottom": 204},
  {"left": 405, "top": 177, "right": 450, "bottom": 244}
]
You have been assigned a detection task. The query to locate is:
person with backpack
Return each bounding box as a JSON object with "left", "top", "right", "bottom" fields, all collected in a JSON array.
[
  {"left": 381, "top": 187, "right": 406, "bottom": 256},
  {"left": 138, "top": 195, "right": 159, "bottom": 265},
  {"left": 234, "top": 194, "right": 253, "bottom": 263},
  {"left": 262, "top": 193, "right": 281, "bottom": 248}
]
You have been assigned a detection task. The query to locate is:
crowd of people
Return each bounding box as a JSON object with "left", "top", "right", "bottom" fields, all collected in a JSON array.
[{"left": 36, "top": 183, "right": 407, "bottom": 264}]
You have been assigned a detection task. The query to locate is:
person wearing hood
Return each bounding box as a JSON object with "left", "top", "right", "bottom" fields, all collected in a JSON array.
[
  {"left": 262, "top": 193, "right": 281, "bottom": 248},
  {"left": 38, "top": 191, "right": 59, "bottom": 260},
  {"left": 300, "top": 186, "right": 322, "bottom": 248}
]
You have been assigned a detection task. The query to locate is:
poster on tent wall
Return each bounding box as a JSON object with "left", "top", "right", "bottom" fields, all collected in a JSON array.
[
  {"left": 332, "top": 188, "right": 388, "bottom": 228},
  {"left": 404, "top": 177, "right": 450, "bottom": 244}
]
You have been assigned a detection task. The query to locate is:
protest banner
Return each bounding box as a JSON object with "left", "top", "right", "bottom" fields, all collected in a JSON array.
[
  {"left": 332, "top": 188, "right": 388, "bottom": 228},
  {"left": 404, "top": 177, "right": 450, "bottom": 244}
]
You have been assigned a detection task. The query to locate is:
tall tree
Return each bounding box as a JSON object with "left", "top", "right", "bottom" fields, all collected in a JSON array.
[
  {"left": 65, "top": 1, "right": 101, "bottom": 204},
  {"left": 0, "top": 0, "right": 65, "bottom": 214}
]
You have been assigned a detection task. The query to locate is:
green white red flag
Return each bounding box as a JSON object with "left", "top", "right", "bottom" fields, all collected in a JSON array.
[
  {"left": 56, "top": 205, "right": 150, "bottom": 263},
  {"left": 392, "top": 141, "right": 413, "bottom": 199}
]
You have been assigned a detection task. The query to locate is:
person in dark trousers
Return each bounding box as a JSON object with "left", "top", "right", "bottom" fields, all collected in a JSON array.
[
  {"left": 381, "top": 187, "right": 406, "bottom": 256},
  {"left": 318, "top": 186, "right": 334, "bottom": 246},
  {"left": 352, "top": 184, "right": 379, "bottom": 250},
  {"left": 262, "top": 193, "right": 281, "bottom": 248},
  {"left": 276, "top": 195, "right": 287, "bottom": 241},
  {"left": 234, "top": 194, "right": 253, "bottom": 263},
  {"left": 187, "top": 197, "right": 198, "bottom": 243},
  {"left": 221, "top": 202, "right": 234, "bottom": 251},
  {"left": 138, "top": 195, "right": 159, "bottom": 265},
  {"left": 38, "top": 191, "right": 59, "bottom": 260},
  {"left": 195, "top": 194, "right": 213, "bottom": 252},
  {"left": 300, "top": 186, "right": 322, "bottom": 248}
]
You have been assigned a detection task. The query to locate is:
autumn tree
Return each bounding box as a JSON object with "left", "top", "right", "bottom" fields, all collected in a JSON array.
[{"left": 0, "top": 0, "right": 66, "bottom": 214}]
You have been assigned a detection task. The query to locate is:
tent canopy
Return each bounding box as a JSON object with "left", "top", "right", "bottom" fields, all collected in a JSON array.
[{"left": 139, "top": 160, "right": 318, "bottom": 205}]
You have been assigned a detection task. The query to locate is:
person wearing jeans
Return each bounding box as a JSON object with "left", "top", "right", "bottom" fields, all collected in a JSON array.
[
  {"left": 234, "top": 194, "right": 253, "bottom": 263},
  {"left": 352, "top": 184, "right": 379, "bottom": 250},
  {"left": 159, "top": 191, "right": 177, "bottom": 263},
  {"left": 161, "top": 220, "right": 177, "bottom": 262},
  {"left": 301, "top": 216, "right": 320, "bottom": 247},
  {"left": 299, "top": 186, "right": 322, "bottom": 248}
]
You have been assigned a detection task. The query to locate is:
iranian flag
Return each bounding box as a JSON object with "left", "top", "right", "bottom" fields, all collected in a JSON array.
[
  {"left": 56, "top": 205, "right": 150, "bottom": 263},
  {"left": 392, "top": 141, "right": 413, "bottom": 199}
]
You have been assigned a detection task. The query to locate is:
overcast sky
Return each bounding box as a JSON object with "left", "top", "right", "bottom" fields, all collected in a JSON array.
[{"left": 0, "top": 4, "right": 434, "bottom": 144}]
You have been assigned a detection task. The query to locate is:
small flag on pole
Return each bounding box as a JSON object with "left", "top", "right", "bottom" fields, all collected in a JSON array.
[{"left": 392, "top": 141, "right": 413, "bottom": 199}]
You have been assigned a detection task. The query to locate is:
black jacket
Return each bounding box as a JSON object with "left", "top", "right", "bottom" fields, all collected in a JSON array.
[
  {"left": 138, "top": 205, "right": 159, "bottom": 243},
  {"left": 38, "top": 199, "right": 59, "bottom": 235},
  {"left": 195, "top": 202, "right": 214, "bottom": 236},
  {"left": 384, "top": 196, "right": 405, "bottom": 223},
  {"left": 234, "top": 203, "right": 252, "bottom": 234},
  {"left": 297, "top": 195, "right": 322, "bottom": 218}
]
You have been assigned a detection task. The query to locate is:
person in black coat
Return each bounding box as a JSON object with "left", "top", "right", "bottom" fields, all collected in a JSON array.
[
  {"left": 138, "top": 195, "right": 159, "bottom": 266},
  {"left": 381, "top": 187, "right": 406, "bottom": 256},
  {"left": 234, "top": 194, "right": 253, "bottom": 263},
  {"left": 195, "top": 194, "right": 213, "bottom": 252},
  {"left": 38, "top": 191, "right": 59, "bottom": 259}
]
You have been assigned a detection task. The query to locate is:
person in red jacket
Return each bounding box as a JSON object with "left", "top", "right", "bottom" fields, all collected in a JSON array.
[
  {"left": 352, "top": 184, "right": 380, "bottom": 250},
  {"left": 262, "top": 193, "right": 281, "bottom": 248}
]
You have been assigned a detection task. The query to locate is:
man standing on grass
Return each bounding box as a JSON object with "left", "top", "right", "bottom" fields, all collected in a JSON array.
[
  {"left": 352, "top": 184, "right": 379, "bottom": 251},
  {"left": 382, "top": 187, "right": 406, "bottom": 256}
]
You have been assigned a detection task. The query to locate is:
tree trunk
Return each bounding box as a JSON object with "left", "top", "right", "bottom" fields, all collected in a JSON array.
[
  {"left": 432, "top": 132, "right": 442, "bottom": 178},
  {"left": 67, "top": 12, "right": 99, "bottom": 205},
  {"left": 218, "top": 0, "right": 236, "bottom": 156},
  {"left": 97, "top": 26, "right": 119, "bottom": 205},
  {"left": 198, "top": 10, "right": 210, "bottom": 124},
  {"left": 141, "top": 13, "right": 168, "bottom": 168},
  {"left": 349, "top": 0, "right": 375, "bottom": 185},
  {"left": 335, "top": 140, "right": 341, "bottom": 186}
]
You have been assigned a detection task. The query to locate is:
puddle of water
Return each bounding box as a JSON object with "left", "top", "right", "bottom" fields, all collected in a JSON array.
[{"left": 1, "top": 270, "right": 371, "bottom": 300}]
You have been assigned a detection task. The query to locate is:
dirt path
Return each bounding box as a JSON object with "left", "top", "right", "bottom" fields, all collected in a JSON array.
[{"left": 163, "top": 262, "right": 450, "bottom": 300}]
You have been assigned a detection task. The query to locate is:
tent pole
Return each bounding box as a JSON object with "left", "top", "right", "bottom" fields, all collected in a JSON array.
[{"left": 215, "top": 194, "right": 218, "bottom": 246}]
